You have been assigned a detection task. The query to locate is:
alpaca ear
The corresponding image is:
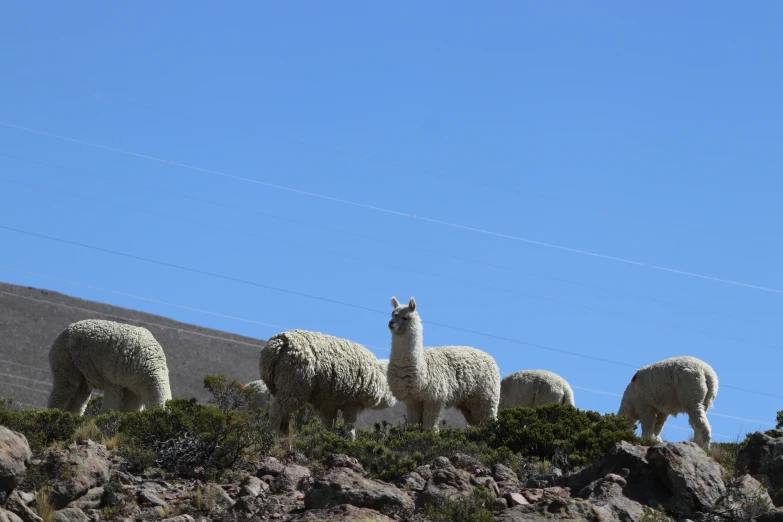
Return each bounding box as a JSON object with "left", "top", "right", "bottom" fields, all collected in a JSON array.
[
  {"left": 408, "top": 297, "right": 416, "bottom": 311},
  {"left": 390, "top": 296, "right": 400, "bottom": 308}
]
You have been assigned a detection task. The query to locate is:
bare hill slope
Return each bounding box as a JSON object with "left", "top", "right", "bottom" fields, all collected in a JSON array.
[{"left": 0, "top": 282, "right": 467, "bottom": 428}]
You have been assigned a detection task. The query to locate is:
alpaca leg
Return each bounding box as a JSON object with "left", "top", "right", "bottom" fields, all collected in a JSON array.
[
  {"left": 687, "top": 406, "right": 712, "bottom": 449},
  {"left": 652, "top": 412, "right": 668, "bottom": 442},
  {"left": 341, "top": 405, "right": 362, "bottom": 441},
  {"left": 638, "top": 409, "right": 658, "bottom": 441},
  {"left": 466, "top": 396, "right": 498, "bottom": 426},
  {"left": 405, "top": 402, "right": 424, "bottom": 427},
  {"left": 269, "top": 396, "right": 304, "bottom": 437},
  {"left": 100, "top": 385, "right": 124, "bottom": 413},
  {"left": 67, "top": 377, "right": 93, "bottom": 416},
  {"left": 422, "top": 402, "right": 444, "bottom": 431},
  {"left": 120, "top": 389, "right": 144, "bottom": 412},
  {"left": 139, "top": 378, "right": 172, "bottom": 409},
  {"left": 317, "top": 404, "right": 338, "bottom": 431}
]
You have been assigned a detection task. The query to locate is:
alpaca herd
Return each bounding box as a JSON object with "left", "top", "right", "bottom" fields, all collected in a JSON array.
[{"left": 43, "top": 296, "right": 721, "bottom": 449}]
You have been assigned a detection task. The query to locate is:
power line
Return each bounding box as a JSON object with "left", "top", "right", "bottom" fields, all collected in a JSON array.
[
  {"left": 0, "top": 266, "right": 390, "bottom": 354},
  {"left": 1, "top": 359, "right": 51, "bottom": 374},
  {"left": 2, "top": 121, "right": 781, "bottom": 296},
  {"left": 2, "top": 152, "right": 778, "bottom": 333},
  {"left": 0, "top": 289, "right": 265, "bottom": 350},
  {"left": 0, "top": 371, "right": 50, "bottom": 387},
  {"left": 1, "top": 225, "right": 781, "bottom": 401},
  {"left": 2, "top": 176, "right": 774, "bottom": 351}
]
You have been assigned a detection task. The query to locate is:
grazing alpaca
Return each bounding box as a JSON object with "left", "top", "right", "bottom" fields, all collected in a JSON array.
[
  {"left": 617, "top": 355, "right": 719, "bottom": 449},
  {"left": 499, "top": 369, "right": 575, "bottom": 410},
  {"left": 47, "top": 319, "right": 172, "bottom": 414},
  {"left": 259, "top": 329, "right": 396, "bottom": 440},
  {"left": 387, "top": 296, "right": 500, "bottom": 430}
]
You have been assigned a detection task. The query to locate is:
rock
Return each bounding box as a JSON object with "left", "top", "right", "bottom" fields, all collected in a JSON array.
[
  {"left": 257, "top": 457, "right": 285, "bottom": 478},
  {"left": 415, "top": 458, "right": 475, "bottom": 509},
  {"left": 647, "top": 442, "right": 726, "bottom": 515},
  {"left": 449, "top": 453, "right": 490, "bottom": 476},
  {"left": 138, "top": 489, "right": 167, "bottom": 508},
  {"left": 0, "top": 428, "right": 32, "bottom": 504},
  {"left": 14, "top": 492, "right": 33, "bottom": 506},
  {"left": 5, "top": 491, "right": 42, "bottom": 522},
  {"left": 413, "top": 464, "right": 432, "bottom": 481},
  {"left": 322, "top": 454, "right": 364, "bottom": 474},
  {"left": 0, "top": 508, "right": 23, "bottom": 522},
  {"left": 505, "top": 492, "right": 529, "bottom": 507},
  {"left": 110, "top": 471, "right": 140, "bottom": 485},
  {"left": 495, "top": 497, "right": 603, "bottom": 521},
  {"left": 578, "top": 474, "right": 647, "bottom": 522},
  {"left": 231, "top": 495, "right": 257, "bottom": 513},
  {"left": 208, "top": 484, "right": 234, "bottom": 511},
  {"left": 492, "top": 497, "right": 509, "bottom": 511},
  {"left": 239, "top": 476, "right": 267, "bottom": 497},
  {"left": 46, "top": 442, "right": 111, "bottom": 510},
  {"left": 519, "top": 487, "right": 570, "bottom": 504},
  {"left": 286, "top": 504, "right": 394, "bottom": 521},
  {"left": 52, "top": 508, "right": 89, "bottom": 522},
  {"left": 305, "top": 468, "right": 410, "bottom": 511},
  {"left": 558, "top": 441, "right": 669, "bottom": 510},
  {"left": 493, "top": 463, "right": 521, "bottom": 495},
  {"left": 737, "top": 430, "right": 783, "bottom": 506},
  {"left": 161, "top": 517, "right": 195, "bottom": 522},
  {"left": 758, "top": 509, "right": 783, "bottom": 522},
  {"left": 396, "top": 472, "right": 426, "bottom": 492},
  {"left": 67, "top": 487, "right": 104, "bottom": 510},
  {"left": 472, "top": 476, "right": 500, "bottom": 498},
  {"left": 527, "top": 468, "right": 563, "bottom": 488},
  {"left": 273, "top": 465, "right": 311, "bottom": 492}
]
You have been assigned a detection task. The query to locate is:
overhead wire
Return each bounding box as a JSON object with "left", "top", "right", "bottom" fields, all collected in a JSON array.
[
  {"left": 1, "top": 174, "right": 776, "bottom": 352},
  {"left": 2, "top": 151, "right": 778, "bottom": 333},
  {"left": 1, "top": 226, "right": 781, "bottom": 400},
  {"left": 1, "top": 121, "right": 781, "bottom": 296}
]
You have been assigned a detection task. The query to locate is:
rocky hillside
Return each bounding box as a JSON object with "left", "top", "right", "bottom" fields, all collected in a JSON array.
[
  {"left": 2, "top": 417, "right": 783, "bottom": 521},
  {"left": 0, "top": 282, "right": 466, "bottom": 428}
]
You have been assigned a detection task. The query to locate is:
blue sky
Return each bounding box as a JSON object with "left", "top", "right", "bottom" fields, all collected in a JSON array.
[{"left": 1, "top": 2, "right": 782, "bottom": 441}]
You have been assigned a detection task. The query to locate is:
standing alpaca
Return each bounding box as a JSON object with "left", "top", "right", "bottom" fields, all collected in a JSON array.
[
  {"left": 387, "top": 296, "right": 500, "bottom": 430},
  {"left": 617, "top": 355, "right": 719, "bottom": 449},
  {"left": 259, "top": 329, "right": 396, "bottom": 440},
  {"left": 499, "top": 369, "right": 575, "bottom": 410},
  {"left": 47, "top": 319, "right": 172, "bottom": 414}
]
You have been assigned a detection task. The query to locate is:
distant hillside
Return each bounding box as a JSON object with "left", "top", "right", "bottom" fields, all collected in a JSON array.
[{"left": 0, "top": 282, "right": 466, "bottom": 428}]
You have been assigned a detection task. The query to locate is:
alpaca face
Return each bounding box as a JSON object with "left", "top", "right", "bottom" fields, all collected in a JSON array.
[
  {"left": 617, "top": 393, "right": 639, "bottom": 431},
  {"left": 388, "top": 296, "right": 418, "bottom": 335}
]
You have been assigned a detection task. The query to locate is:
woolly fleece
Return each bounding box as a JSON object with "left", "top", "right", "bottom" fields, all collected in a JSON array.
[
  {"left": 617, "top": 355, "right": 718, "bottom": 448},
  {"left": 47, "top": 319, "right": 172, "bottom": 415},
  {"left": 387, "top": 296, "right": 500, "bottom": 430},
  {"left": 242, "top": 379, "right": 272, "bottom": 411},
  {"left": 499, "top": 369, "right": 575, "bottom": 410},
  {"left": 259, "top": 329, "right": 396, "bottom": 439}
]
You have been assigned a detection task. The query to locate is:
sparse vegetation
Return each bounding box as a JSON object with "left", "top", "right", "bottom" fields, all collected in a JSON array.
[
  {"left": 34, "top": 486, "right": 56, "bottom": 522},
  {"left": 422, "top": 485, "right": 495, "bottom": 522}
]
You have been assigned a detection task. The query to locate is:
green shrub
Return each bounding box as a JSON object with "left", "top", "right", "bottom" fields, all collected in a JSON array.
[
  {"left": 482, "top": 404, "right": 639, "bottom": 469},
  {"left": 203, "top": 374, "right": 255, "bottom": 414},
  {"left": 0, "top": 404, "right": 83, "bottom": 451},
  {"left": 776, "top": 411, "right": 783, "bottom": 430},
  {"left": 422, "top": 485, "right": 495, "bottom": 522}
]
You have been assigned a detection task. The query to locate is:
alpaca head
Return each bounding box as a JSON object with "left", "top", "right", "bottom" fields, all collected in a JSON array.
[
  {"left": 388, "top": 296, "right": 420, "bottom": 336},
  {"left": 617, "top": 387, "right": 639, "bottom": 432}
]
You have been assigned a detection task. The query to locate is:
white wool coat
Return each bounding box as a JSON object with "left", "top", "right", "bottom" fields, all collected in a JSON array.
[
  {"left": 242, "top": 379, "right": 272, "bottom": 411},
  {"left": 259, "top": 329, "right": 396, "bottom": 436},
  {"left": 47, "top": 319, "right": 172, "bottom": 415},
  {"left": 617, "top": 355, "right": 718, "bottom": 447},
  {"left": 499, "top": 369, "right": 575, "bottom": 410}
]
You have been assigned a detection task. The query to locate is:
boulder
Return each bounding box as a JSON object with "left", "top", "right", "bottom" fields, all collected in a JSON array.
[
  {"left": 286, "top": 504, "right": 394, "bottom": 521},
  {"left": 46, "top": 441, "right": 111, "bottom": 510},
  {"left": 415, "top": 457, "right": 475, "bottom": 508},
  {"left": 322, "top": 454, "right": 364, "bottom": 474},
  {"left": 737, "top": 429, "right": 783, "bottom": 506},
  {"left": 0, "top": 508, "right": 23, "bottom": 522},
  {"left": 647, "top": 442, "right": 726, "bottom": 516},
  {"left": 304, "top": 468, "right": 410, "bottom": 511},
  {"left": 0, "top": 428, "right": 31, "bottom": 504},
  {"left": 52, "top": 508, "right": 89, "bottom": 522},
  {"left": 257, "top": 456, "right": 285, "bottom": 478},
  {"left": 495, "top": 497, "right": 603, "bottom": 521},
  {"left": 578, "top": 474, "right": 647, "bottom": 522}
]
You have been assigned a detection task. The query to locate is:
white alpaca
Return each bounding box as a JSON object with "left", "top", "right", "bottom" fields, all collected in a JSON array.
[
  {"left": 47, "top": 319, "right": 172, "bottom": 414},
  {"left": 241, "top": 380, "right": 272, "bottom": 411},
  {"left": 617, "top": 355, "right": 718, "bottom": 449},
  {"left": 499, "top": 369, "right": 575, "bottom": 410},
  {"left": 259, "top": 329, "right": 397, "bottom": 440},
  {"left": 387, "top": 296, "right": 500, "bottom": 431}
]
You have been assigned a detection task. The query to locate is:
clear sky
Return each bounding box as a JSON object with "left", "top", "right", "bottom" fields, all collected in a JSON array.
[{"left": 1, "top": 2, "right": 781, "bottom": 442}]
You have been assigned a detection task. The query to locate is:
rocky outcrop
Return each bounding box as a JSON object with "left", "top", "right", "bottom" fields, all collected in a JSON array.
[
  {"left": 304, "top": 467, "right": 411, "bottom": 511},
  {"left": 738, "top": 429, "right": 783, "bottom": 506},
  {"left": 0, "top": 427, "right": 31, "bottom": 505}
]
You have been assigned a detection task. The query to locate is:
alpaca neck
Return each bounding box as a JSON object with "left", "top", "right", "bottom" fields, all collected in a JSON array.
[{"left": 390, "top": 320, "right": 427, "bottom": 377}]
